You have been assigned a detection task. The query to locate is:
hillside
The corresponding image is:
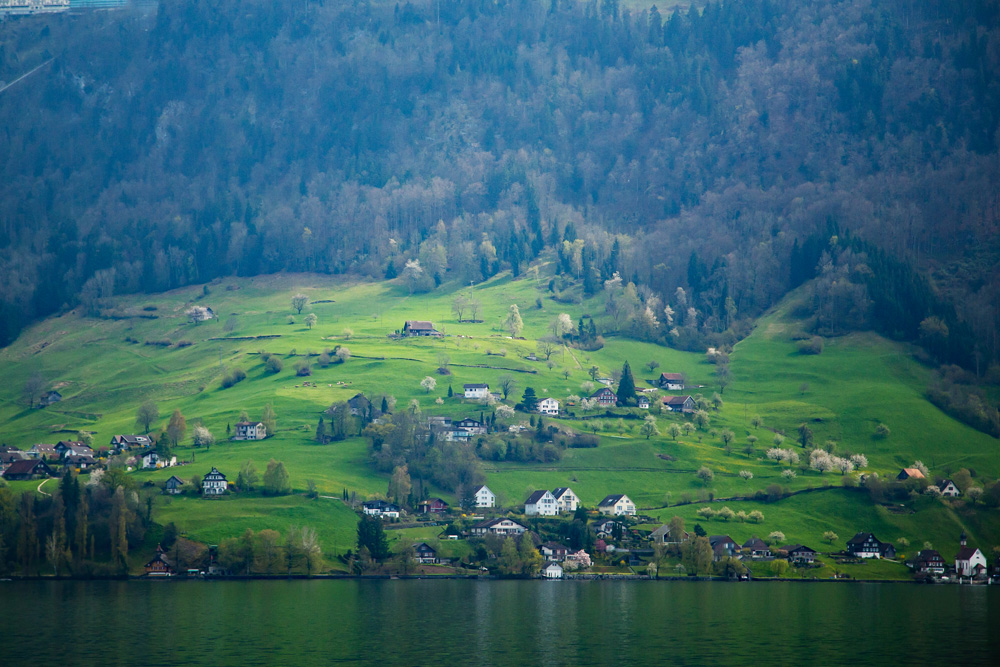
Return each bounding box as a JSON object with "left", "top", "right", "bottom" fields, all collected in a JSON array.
[{"left": 1, "top": 270, "right": 997, "bottom": 572}]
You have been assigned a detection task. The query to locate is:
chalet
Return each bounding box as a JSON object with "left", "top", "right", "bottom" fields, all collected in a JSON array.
[
  {"left": 525, "top": 490, "right": 559, "bottom": 516},
  {"left": 63, "top": 454, "right": 97, "bottom": 471},
  {"left": 662, "top": 395, "right": 696, "bottom": 413},
  {"left": 110, "top": 434, "right": 153, "bottom": 452},
  {"left": 537, "top": 398, "right": 560, "bottom": 416},
  {"left": 597, "top": 494, "right": 635, "bottom": 516},
  {"left": 955, "top": 533, "right": 987, "bottom": 578},
  {"left": 2, "top": 459, "right": 54, "bottom": 480},
  {"left": 402, "top": 320, "right": 441, "bottom": 337},
  {"left": 709, "top": 535, "right": 739, "bottom": 561},
  {"left": 54, "top": 441, "right": 85, "bottom": 457},
  {"left": 473, "top": 485, "right": 496, "bottom": 508},
  {"left": 591, "top": 387, "right": 617, "bottom": 407},
  {"left": 39, "top": 390, "right": 62, "bottom": 406},
  {"left": 649, "top": 525, "right": 690, "bottom": 545},
  {"left": 144, "top": 545, "right": 175, "bottom": 577},
  {"left": 234, "top": 421, "right": 267, "bottom": 441},
  {"left": 61, "top": 444, "right": 94, "bottom": 460},
  {"left": 658, "top": 373, "right": 685, "bottom": 390},
  {"left": 897, "top": 468, "right": 926, "bottom": 481},
  {"left": 202, "top": 467, "right": 228, "bottom": 496},
  {"left": 362, "top": 500, "right": 401, "bottom": 518},
  {"left": 938, "top": 480, "right": 961, "bottom": 497},
  {"left": 413, "top": 542, "right": 438, "bottom": 564},
  {"left": 418, "top": 497, "right": 449, "bottom": 514},
  {"left": 551, "top": 487, "right": 579, "bottom": 513},
  {"left": 911, "top": 549, "right": 946, "bottom": 575},
  {"left": 0, "top": 449, "right": 27, "bottom": 473},
  {"left": 594, "top": 518, "right": 628, "bottom": 539},
  {"left": 543, "top": 563, "right": 564, "bottom": 579},
  {"left": 637, "top": 396, "right": 650, "bottom": 409},
  {"left": 27, "top": 443, "right": 58, "bottom": 460},
  {"left": 463, "top": 383, "right": 490, "bottom": 399},
  {"left": 348, "top": 394, "right": 380, "bottom": 419},
  {"left": 141, "top": 451, "right": 160, "bottom": 470},
  {"left": 742, "top": 537, "right": 771, "bottom": 559},
  {"left": 539, "top": 542, "right": 568, "bottom": 562},
  {"left": 470, "top": 517, "right": 527, "bottom": 537},
  {"left": 165, "top": 476, "right": 185, "bottom": 494},
  {"left": 454, "top": 417, "right": 486, "bottom": 434},
  {"left": 783, "top": 545, "right": 817, "bottom": 564},
  {"left": 846, "top": 532, "right": 895, "bottom": 559}
]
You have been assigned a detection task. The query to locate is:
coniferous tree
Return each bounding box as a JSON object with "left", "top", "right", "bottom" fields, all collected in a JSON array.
[{"left": 617, "top": 360, "right": 638, "bottom": 406}]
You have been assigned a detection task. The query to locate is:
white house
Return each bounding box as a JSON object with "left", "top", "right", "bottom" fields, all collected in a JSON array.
[
  {"left": 141, "top": 451, "right": 160, "bottom": 470},
  {"left": 939, "top": 480, "right": 961, "bottom": 497},
  {"left": 543, "top": 563, "right": 564, "bottom": 579},
  {"left": 537, "top": 398, "right": 560, "bottom": 416},
  {"left": 234, "top": 421, "right": 267, "bottom": 440},
  {"left": 598, "top": 494, "right": 636, "bottom": 516},
  {"left": 362, "top": 500, "right": 401, "bottom": 518},
  {"left": 955, "top": 533, "right": 987, "bottom": 578},
  {"left": 637, "top": 396, "right": 650, "bottom": 409},
  {"left": 202, "top": 467, "right": 228, "bottom": 495},
  {"left": 473, "top": 484, "right": 496, "bottom": 508},
  {"left": 470, "top": 517, "right": 527, "bottom": 537},
  {"left": 551, "top": 487, "right": 579, "bottom": 513},
  {"left": 658, "top": 373, "right": 685, "bottom": 390},
  {"left": 464, "top": 383, "right": 490, "bottom": 399},
  {"left": 525, "top": 490, "right": 559, "bottom": 516}
]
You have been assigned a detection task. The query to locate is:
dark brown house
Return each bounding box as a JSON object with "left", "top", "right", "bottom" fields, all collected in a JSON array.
[{"left": 2, "top": 459, "right": 55, "bottom": 480}]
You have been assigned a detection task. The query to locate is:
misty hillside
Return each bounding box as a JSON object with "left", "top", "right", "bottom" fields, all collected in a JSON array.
[{"left": 1, "top": 0, "right": 998, "bottom": 367}]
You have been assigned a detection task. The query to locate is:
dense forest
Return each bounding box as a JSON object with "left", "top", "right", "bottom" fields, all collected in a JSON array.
[{"left": 1, "top": 0, "right": 999, "bottom": 370}]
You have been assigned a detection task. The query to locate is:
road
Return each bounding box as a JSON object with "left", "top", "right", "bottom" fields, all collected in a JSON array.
[{"left": 0, "top": 58, "right": 55, "bottom": 96}]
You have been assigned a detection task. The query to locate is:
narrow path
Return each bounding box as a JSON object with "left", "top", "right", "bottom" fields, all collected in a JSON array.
[
  {"left": 37, "top": 478, "right": 52, "bottom": 496},
  {"left": 0, "top": 58, "right": 54, "bottom": 96}
]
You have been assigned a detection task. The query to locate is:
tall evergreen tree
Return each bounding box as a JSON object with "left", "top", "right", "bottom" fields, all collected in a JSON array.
[{"left": 617, "top": 360, "right": 638, "bottom": 406}]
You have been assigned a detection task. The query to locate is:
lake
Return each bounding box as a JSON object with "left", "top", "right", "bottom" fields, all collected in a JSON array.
[{"left": 2, "top": 579, "right": 998, "bottom": 665}]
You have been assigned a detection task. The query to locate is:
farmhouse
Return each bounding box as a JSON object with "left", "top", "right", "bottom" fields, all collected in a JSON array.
[
  {"left": 39, "top": 390, "right": 62, "bottom": 406},
  {"left": 414, "top": 543, "right": 438, "bottom": 564},
  {"left": 938, "top": 480, "right": 960, "bottom": 497},
  {"left": 362, "top": 500, "right": 401, "bottom": 518},
  {"left": 846, "top": 532, "right": 895, "bottom": 559},
  {"left": 525, "top": 490, "right": 559, "bottom": 516},
  {"left": 597, "top": 494, "right": 635, "bottom": 516},
  {"left": 472, "top": 484, "right": 496, "bottom": 508},
  {"left": 0, "top": 449, "right": 27, "bottom": 473},
  {"left": 1, "top": 459, "right": 54, "bottom": 481},
  {"left": 649, "top": 525, "right": 689, "bottom": 545},
  {"left": 637, "top": 396, "right": 650, "bottom": 409},
  {"left": 165, "top": 476, "right": 185, "bottom": 494},
  {"left": 658, "top": 373, "right": 685, "bottom": 390},
  {"left": 144, "top": 546, "right": 175, "bottom": 577},
  {"left": 955, "top": 533, "right": 987, "bottom": 578},
  {"left": 61, "top": 444, "right": 94, "bottom": 460},
  {"left": 463, "top": 383, "right": 490, "bottom": 399},
  {"left": 348, "top": 394, "right": 381, "bottom": 419},
  {"left": 742, "top": 537, "right": 771, "bottom": 559},
  {"left": 418, "top": 497, "right": 449, "bottom": 514},
  {"left": 63, "top": 454, "right": 97, "bottom": 471},
  {"left": 591, "top": 387, "right": 617, "bottom": 407},
  {"left": 234, "top": 421, "right": 267, "bottom": 440},
  {"left": 141, "top": 451, "right": 160, "bottom": 469},
  {"left": 402, "top": 320, "right": 441, "bottom": 337},
  {"left": 537, "top": 398, "right": 560, "bottom": 416},
  {"left": 54, "top": 441, "right": 85, "bottom": 457},
  {"left": 783, "top": 545, "right": 817, "bottom": 564},
  {"left": 27, "top": 443, "right": 58, "bottom": 460},
  {"left": 897, "top": 468, "right": 925, "bottom": 481},
  {"left": 911, "top": 549, "right": 946, "bottom": 575},
  {"left": 662, "top": 395, "right": 696, "bottom": 413},
  {"left": 709, "top": 535, "right": 739, "bottom": 561},
  {"left": 551, "top": 487, "right": 579, "bottom": 513},
  {"left": 470, "top": 517, "right": 527, "bottom": 537},
  {"left": 111, "top": 434, "right": 153, "bottom": 452},
  {"left": 202, "top": 467, "right": 228, "bottom": 496}
]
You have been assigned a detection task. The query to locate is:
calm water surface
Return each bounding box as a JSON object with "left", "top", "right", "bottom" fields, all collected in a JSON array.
[{"left": 2, "top": 579, "right": 998, "bottom": 665}]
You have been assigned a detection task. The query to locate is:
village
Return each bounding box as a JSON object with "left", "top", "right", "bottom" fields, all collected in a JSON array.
[{"left": 2, "top": 319, "right": 995, "bottom": 584}]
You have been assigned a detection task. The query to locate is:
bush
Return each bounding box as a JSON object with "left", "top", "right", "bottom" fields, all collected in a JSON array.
[
  {"left": 221, "top": 368, "right": 247, "bottom": 389},
  {"left": 797, "top": 336, "right": 824, "bottom": 355},
  {"left": 266, "top": 356, "right": 283, "bottom": 373},
  {"left": 295, "top": 362, "right": 312, "bottom": 376},
  {"left": 568, "top": 434, "right": 599, "bottom": 448}
]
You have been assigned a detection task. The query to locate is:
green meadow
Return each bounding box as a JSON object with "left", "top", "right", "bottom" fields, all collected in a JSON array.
[{"left": 1, "top": 270, "right": 998, "bottom": 569}]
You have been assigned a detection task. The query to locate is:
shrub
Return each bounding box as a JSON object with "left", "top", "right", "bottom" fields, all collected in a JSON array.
[
  {"left": 797, "top": 336, "right": 824, "bottom": 355},
  {"left": 568, "top": 434, "right": 599, "bottom": 448},
  {"left": 266, "top": 356, "right": 283, "bottom": 373},
  {"left": 295, "top": 362, "right": 312, "bottom": 377}
]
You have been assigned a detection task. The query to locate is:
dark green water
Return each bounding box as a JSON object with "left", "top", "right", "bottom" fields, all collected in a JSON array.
[{"left": 2, "top": 580, "right": 998, "bottom": 665}]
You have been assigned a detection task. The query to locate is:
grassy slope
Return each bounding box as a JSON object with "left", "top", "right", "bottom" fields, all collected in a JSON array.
[{"left": 1, "top": 271, "right": 997, "bottom": 567}]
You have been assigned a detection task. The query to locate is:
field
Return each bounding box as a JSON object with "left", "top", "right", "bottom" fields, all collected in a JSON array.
[{"left": 1, "top": 269, "right": 998, "bottom": 572}]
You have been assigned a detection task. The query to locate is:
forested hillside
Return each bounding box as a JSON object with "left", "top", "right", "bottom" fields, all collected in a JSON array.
[{"left": 1, "top": 0, "right": 998, "bottom": 367}]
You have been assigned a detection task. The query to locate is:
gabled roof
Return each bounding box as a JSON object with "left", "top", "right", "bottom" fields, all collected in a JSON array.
[
  {"left": 847, "top": 532, "right": 880, "bottom": 545},
  {"left": 663, "top": 395, "right": 694, "bottom": 405},
  {"left": 166, "top": 475, "right": 185, "bottom": 485},
  {"left": 914, "top": 549, "right": 943, "bottom": 563},
  {"left": 463, "top": 383, "right": 489, "bottom": 389},
  {"left": 591, "top": 387, "right": 616, "bottom": 397},
  {"left": 363, "top": 500, "right": 401, "bottom": 511},
  {"left": 709, "top": 535, "right": 737, "bottom": 547},
  {"left": 525, "top": 490, "right": 552, "bottom": 504},
  {"left": 956, "top": 547, "right": 982, "bottom": 561},
  {"left": 30, "top": 443, "right": 57, "bottom": 452},
  {"left": 413, "top": 542, "right": 436, "bottom": 553},
  {"left": 113, "top": 434, "right": 152, "bottom": 445},
  {"left": 473, "top": 485, "right": 493, "bottom": 495},
  {"left": 540, "top": 541, "right": 567, "bottom": 551},
  {"left": 783, "top": 544, "right": 816, "bottom": 554},
  {"left": 743, "top": 537, "right": 769, "bottom": 550},
  {"left": 2, "top": 459, "right": 52, "bottom": 477},
  {"left": 598, "top": 494, "right": 628, "bottom": 506},
  {"left": 235, "top": 421, "right": 264, "bottom": 427},
  {"left": 203, "top": 467, "right": 227, "bottom": 481},
  {"left": 551, "top": 487, "right": 574, "bottom": 500},
  {"left": 404, "top": 320, "right": 436, "bottom": 330},
  {"left": 472, "top": 517, "right": 527, "bottom": 530},
  {"left": 659, "top": 373, "right": 684, "bottom": 382},
  {"left": 899, "top": 468, "right": 925, "bottom": 479}
]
